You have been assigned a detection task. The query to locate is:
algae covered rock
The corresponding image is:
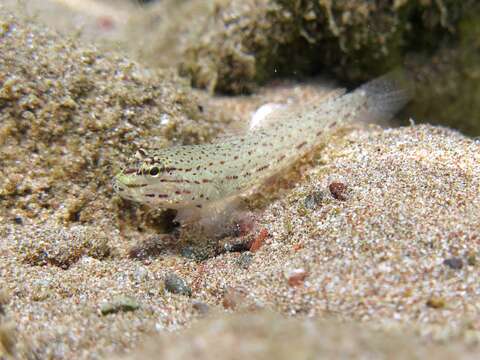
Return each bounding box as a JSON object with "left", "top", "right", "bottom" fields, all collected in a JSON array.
[
  {"left": 129, "top": 0, "right": 480, "bottom": 134},
  {"left": 405, "top": 12, "right": 480, "bottom": 135},
  {"left": 129, "top": 0, "right": 472, "bottom": 93}
]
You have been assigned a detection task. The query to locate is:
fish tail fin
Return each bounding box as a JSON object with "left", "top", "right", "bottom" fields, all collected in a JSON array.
[{"left": 353, "top": 69, "right": 414, "bottom": 124}]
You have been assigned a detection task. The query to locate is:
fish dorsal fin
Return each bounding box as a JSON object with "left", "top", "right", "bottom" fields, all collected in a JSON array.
[
  {"left": 248, "top": 103, "right": 287, "bottom": 131},
  {"left": 248, "top": 88, "right": 347, "bottom": 132}
]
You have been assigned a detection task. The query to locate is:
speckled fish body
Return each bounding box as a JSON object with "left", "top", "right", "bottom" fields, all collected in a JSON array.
[{"left": 114, "top": 73, "right": 411, "bottom": 209}]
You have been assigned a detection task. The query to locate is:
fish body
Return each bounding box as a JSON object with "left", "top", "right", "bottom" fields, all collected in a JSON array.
[{"left": 114, "top": 73, "right": 411, "bottom": 209}]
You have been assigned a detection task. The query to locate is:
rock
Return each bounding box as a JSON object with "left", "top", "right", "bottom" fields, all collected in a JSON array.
[
  {"left": 287, "top": 268, "right": 308, "bottom": 287},
  {"left": 100, "top": 296, "right": 140, "bottom": 316},
  {"left": 249, "top": 228, "right": 269, "bottom": 252},
  {"left": 329, "top": 182, "right": 348, "bottom": 201},
  {"left": 236, "top": 253, "right": 253, "bottom": 270},
  {"left": 443, "top": 257, "right": 463, "bottom": 270},
  {"left": 426, "top": 297, "right": 446, "bottom": 309},
  {"left": 192, "top": 301, "right": 209, "bottom": 315},
  {"left": 222, "top": 287, "right": 248, "bottom": 310},
  {"left": 129, "top": 0, "right": 476, "bottom": 95},
  {"left": 164, "top": 273, "right": 192, "bottom": 297},
  {"left": 304, "top": 191, "right": 324, "bottom": 209}
]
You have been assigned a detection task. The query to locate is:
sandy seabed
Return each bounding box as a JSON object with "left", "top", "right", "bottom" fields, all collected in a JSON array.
[{"left": 1, "top": 2, "right": 480, "bottom": 359}]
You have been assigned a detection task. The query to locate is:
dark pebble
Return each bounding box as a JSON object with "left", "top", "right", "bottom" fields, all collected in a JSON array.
[
  {"left": 329, "top": 182, "right": 348, "bottom": 201},
  {"left": 165, "top": 273, "right": 192, "bottom": 297},
  {"left": 236, "top": 253, "right": 253, "bottom": 269},
  {"left": 443, "top": 257, "right": 463, "bottom": 270},
  {"left": 181, "top": 246, "right": 212, "bottom": 262},
  {"left": 304, "top": 191, "right": 324, "bottom": 209},
  {"left": 128, "top": 234, "right": 177, "bottom": 260},
  {"left": 192, "top": 301, "right": 209, "bottom": 315},
  {"left": 467, "top": 252, "right": 477, "bottom": 266},
  {"left": 217, "top": 237, "right": 251, "bottom": 254},
  {"left": 181, "top": 246, "right": 196, "bottom": 259},
  {"left": 13, "top": 216, "right": 23, "bottom": 225}
]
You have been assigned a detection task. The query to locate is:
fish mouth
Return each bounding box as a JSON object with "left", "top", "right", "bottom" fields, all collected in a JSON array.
[
  {"left": 113, "top": 171, "right": 148, "bottom": 194},
  {"left": 113, "top": 172, "right": 149, "bottom": 204},
  {"left": 115, "top": 172, "right": 135, "bottom": 187}
]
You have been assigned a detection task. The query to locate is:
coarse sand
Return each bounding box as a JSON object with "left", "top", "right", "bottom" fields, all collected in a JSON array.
[
  {"left": 1, "top": 4, "right": 480, "bottom": 360},
  {"left": 3, "top": 123, "right": 480, "bottom": 358},
  {"left": 112, "top": 312, "right": 478, "bottom": 360}
]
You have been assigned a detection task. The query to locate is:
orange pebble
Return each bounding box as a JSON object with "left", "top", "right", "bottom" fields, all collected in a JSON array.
[
  {"left": 249, "top": 228, "right": 269, "bottom": 252},
  {"left": 287, "top": 268, "right": 308, "bottom": 286}
]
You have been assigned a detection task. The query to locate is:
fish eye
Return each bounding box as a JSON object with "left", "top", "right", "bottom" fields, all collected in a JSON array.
[{"left": 149, "top": 166, "right": 160, "bottom": 176}]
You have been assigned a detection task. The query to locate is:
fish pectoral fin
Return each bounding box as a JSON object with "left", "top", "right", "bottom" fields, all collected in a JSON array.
[
  {"left": 174, "top": 206, "right": 203, "bottom": 225},
  {"left": 174, "top": 196, "right": 245, "bottom": 232}
]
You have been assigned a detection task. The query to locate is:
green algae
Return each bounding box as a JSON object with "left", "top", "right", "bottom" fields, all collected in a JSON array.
[
  {"left": 100, "top": 296, "right": 141, "bottom": 316},
  {"left": 405, "top": 10, "right": 480, "bottom": 135},
  {"left": 128, "top": 0, "right": 480, "bottom": 134},
  {"left": 130, "top": 0, "right": 472, "bottom": 93}
]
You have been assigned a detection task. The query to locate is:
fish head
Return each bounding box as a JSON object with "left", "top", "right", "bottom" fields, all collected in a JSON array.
[{"left": 114, "top": 148, "right": 187, "bottom": 208}]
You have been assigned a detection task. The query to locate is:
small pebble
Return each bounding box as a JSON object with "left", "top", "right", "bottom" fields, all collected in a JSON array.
[
  {"left": 443, "top": 257, "right": 463, "bottom": 270},
  {"left": 133, "top": 266, "right": 149, "bottom": 282},
  {"left": 249, "top": 228, "right": 269, "bottom": 252},
  {"left": 100, "top": 296, "right": 140, "bottom": 316},
  {"left": 192, "top": 301, "right": 209, "bottom": 315},
  {"left": 287, "top": 268, "right": 308, "bottom": 287},
  {"left": 329, "top": 182, "right": 348, "bottom": 201},
  {"left": 217, "top": 237, "right": 251, "bottom": 253},
  {"left": 222, "top": 286, "right": 247, "bottom": 310},
  {"left": 292, "top": 243, "right": 304, "bottom": 252},
  {"left": 467, "top": 252, "right": 477, "bottom": 266},
  {"left": 181, "top": 246, "right": 196, "bottom": 259},
  {"left": 181, "top": 246, "right": 212, "bottom": 261},
  {"left": 426, "top": 297, "right": 445, "bottom": 309},
  {"left": 13, "top": 216, "right": 23, "bottom": 225},
  {"left": 236, "top": 253, "right": 253, "bottom": 269},
  {"left": 164, "top": 273, "right": 192, "bottom": 297},
  {"left": 304, "top": 191, "right": 324, "bottom": 209},
  {"left": 0, "top": 289, "right": 9, "bottom": 315}
]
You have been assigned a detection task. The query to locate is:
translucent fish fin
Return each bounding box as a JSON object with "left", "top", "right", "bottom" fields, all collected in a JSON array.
[
  {"left": 175, "top": 197, "right": 245, "bottom": 236},
  {"left": 323, "top": 88, "right": 348, "bottom": 100},
  {"left": 248, "top": 88, "right": 347, "bottom": 132},
  {"left": 248, "top": 103, "right": 287, "bottom": 131},
  {"left": 174, "top": 206, "right": 203, "bottom": 225},
  {"left": 352, "top": 69, "right": 413, "bottom": 124}
]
